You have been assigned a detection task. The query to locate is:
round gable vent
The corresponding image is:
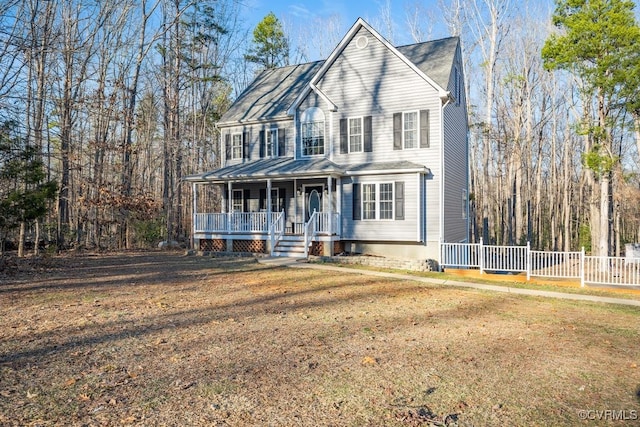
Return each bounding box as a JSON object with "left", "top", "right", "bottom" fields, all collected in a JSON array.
[{"left": 355, "top": 35, "right": 369, "bottom": 49}]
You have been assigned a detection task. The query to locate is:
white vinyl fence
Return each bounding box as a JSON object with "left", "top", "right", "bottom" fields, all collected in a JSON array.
[{"left": 440, "top": 239, "right": 640, "bottom": 287}]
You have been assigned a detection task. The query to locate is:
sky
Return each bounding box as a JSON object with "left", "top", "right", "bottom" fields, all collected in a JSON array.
[{"left": 243, "top": 0, "right": 447, "bottom": 49}]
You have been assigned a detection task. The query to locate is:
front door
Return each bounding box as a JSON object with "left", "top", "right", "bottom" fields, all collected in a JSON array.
[{"left": 305, "top": 186, "right": 323, "bottom": 221}]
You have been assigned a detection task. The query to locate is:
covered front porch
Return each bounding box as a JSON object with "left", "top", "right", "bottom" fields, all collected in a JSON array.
[{"left": 185, "top": 157, "right": 345, "bottom": 257}]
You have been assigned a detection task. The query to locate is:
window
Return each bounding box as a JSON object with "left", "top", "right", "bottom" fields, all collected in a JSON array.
[
  {"left": 353, "top": 182, "right": 404, "bottom": 221},
  {"left": 454, "top": 67, "right": 462, "bottom": 105},
  {"left": 231, "top": 189, "right": 243, "bottom": 212},
  {"left": 393, "top": 110, "right": 429, "bottom": 150},
  {"left": 266, "top": 129, "right": 278, "bottom": 157},
  {"left": 403, "top": 111, "right": 418, "bottom": 149},
  {"left": 362, "top": 184, "right": 376, "bottom": 220},
  {"left": 301, "top": 107, "right": 325, "bottom": 156},
  {"left": 379, "top": 183, "right": 393, "bottom": 219},
  {"left": 349, "top": 117, "right": 363, "bottom": 152},
  {"left": 302, "top": 121, "right": 324, "bottom": 156},
  {"left": 231, "top": 133, "right": 242, "bottom": 159},
  {"left": 362, "top": 183, "right": 394, "bottom": 221}
]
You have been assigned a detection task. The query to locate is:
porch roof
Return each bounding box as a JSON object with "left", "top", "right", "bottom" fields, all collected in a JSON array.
[
  {"left": 185, "top": 158, "right": 430, "bottom": 184},
  {"left": 184, "top": 157, "right": 344, "bottom": 183}
]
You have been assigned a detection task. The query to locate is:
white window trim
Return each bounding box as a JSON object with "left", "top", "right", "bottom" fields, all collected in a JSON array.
[
  {"left": 301, "top": 120, "right": 325, "bottom": 157},
  {"left": 231, "top": 132, "right": 243, "bottom": 159},
  {"left": 265, "top": 128, "right": 278, "bottom": 157},
  {"left": 402, "top": 111, "right": 419, "bottom": 150},
  {"left": 361, "top": 182, "right": 394, "bottom": 221},
  {"left": 231, "top": 189, "right": 243, "bottom": 212},
  {"left": 348, "top": 116, "right": 363, "bottom": 153}
]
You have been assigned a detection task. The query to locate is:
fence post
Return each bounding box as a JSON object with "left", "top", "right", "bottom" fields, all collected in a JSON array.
[
  {"left": 580, "top": 246, "right": 585, "bottom": 287},
  {"left": 479, "top": 237, "right": 484, "bottom": 275},
  {"left": 526, "top": 241, "right": 531, "bottom": 281}
]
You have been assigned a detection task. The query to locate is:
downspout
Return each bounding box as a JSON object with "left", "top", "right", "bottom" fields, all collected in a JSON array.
[{"left": 439, "top": 92, "right": 452, "bottom": 265}]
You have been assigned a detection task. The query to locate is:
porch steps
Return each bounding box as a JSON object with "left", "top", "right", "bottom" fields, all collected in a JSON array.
[{"left": 273, "top": 235, "right": 308, "bottom": 258}]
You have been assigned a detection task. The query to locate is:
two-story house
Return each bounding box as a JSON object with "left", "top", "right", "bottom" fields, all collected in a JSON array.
[{"left": 185, "top": 18, "right": 469, "bottom": 262}]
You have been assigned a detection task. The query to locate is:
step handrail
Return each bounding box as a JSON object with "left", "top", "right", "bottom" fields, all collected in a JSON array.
[
  {"left": 304, "top": 210, "right": 318, "bottom": 258},
  {"left": 269, "top": 210, "right": 285, "bottom": 256}
]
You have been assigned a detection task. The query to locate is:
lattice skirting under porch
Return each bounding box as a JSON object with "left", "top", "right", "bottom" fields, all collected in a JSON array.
[
  {"left": 309, "top": 241, "right": 344, "bottom": 256},
  {"left": 232, "top": 239, "right": 267, "bottom": 254},
  {"left": 199, "top": 239, "right": 225, "bottom": 252}
]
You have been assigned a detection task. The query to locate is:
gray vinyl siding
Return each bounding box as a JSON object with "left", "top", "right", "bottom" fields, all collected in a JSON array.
[
  {"left": 442, "top": 47, "right": 469, "bottom": 243},
  {"left": 314, "top": 27, "right": 443, "bottom": 167},
  {"left": 342, "top": 173, "right": 421, "bottom": 242},
  {"left": 296, "top": 26, "right": 445, "bottom": 244}
]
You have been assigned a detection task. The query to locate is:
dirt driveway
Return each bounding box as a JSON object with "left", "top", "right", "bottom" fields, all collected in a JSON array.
[{"left": 1, "top": 252, "right": 639, "bottom": 426}]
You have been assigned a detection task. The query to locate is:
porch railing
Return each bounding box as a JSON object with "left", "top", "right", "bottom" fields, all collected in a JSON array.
[
  {"left": 195, "top": 211, "right": 341, "bottom": 236},
  {"left": 316, "top": 212, "right": 340, "bottom": 236},
  {"left": 269, "top": 211, "right": 285, "bottom": 256},
  {"left": 194, "top": 212, "right": 279, "bottom": 233}
]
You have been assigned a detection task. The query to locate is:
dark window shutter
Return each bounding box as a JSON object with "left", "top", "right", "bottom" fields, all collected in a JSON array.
[
  {"left": 259, "top": 189, "right": 266, "bottom": 210},
  {"left": 225, "top": 133, "right": 231, "bottom": 160},
  {"left": 352, "top": 183, "right": 361, "bottom": 220},
  {"left": 340, "top": 118, "right": 348, "bottom": 154},
  {"left": 242, "top": 131, "right": 249, "bottom": 159},
  {"left": 363, "top": 116, "right": 372, "bottom": 152},
  {"left": 395, "top": 181, "right": 405, "bottom": 220},
  {"left": 278, "top": 128, "right": 285, "bottom": 157},
  {"left": 259, "top": 130, "right": 265, "bottom": 158},
  {"left": 393, "top": 112, "right": 402, "bottom": 150},
  {"left": 243, "top": 189, "right": 250, "bottom": 212},
  {"left": 420, "top": 109, "right": 430, "bottom": 148}
]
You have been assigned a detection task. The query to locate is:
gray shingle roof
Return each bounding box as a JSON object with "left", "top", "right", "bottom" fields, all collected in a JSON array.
[
  {"left": 184, "top": 158, "right": 430, "bottom": 183},
  {"left": 396, "top": 37, "right": 459, "bottom": 90},
  {"left": 184, "top": 157, "right": 344, "bottom": 183},
  {"left": 219, "top": 61, "right": 324, "bottom": 124}
]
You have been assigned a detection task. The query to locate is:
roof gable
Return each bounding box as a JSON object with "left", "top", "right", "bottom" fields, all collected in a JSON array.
[
  {"left": 219, "top": 18, "right": 459, "bottom": 124},
  {"left": 287, "top": 18, "right": 453, "bottom": 114}
]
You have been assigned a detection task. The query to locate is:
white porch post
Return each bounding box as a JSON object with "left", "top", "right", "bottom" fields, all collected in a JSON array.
[
  {"left": 327, "top": 176, "right": 333, "bottom": 213},
  {"left": 192, "top": 183, "right": 197, "bottom": 249},
  {"left": 417, "top": 172, "right": 421, "bottom": 243},
  {"left": 267, "top": 179, "right": 272, "bottom": 231},
  {"left": 337, "top": 176, "right": 342, "bottom": 237},
  {"left": 227, "top": 181, "right": 232, "bottom": 233},
  {"left": 294, "top": 178, "right": 298, "bottom": 233}
]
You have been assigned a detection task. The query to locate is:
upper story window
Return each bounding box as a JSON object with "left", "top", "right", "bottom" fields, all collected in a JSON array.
[
  {"left": 393, "top": 110, "right": 429, "bottom": 150},
  {"left": 300, "top": 107, "right": 325, "bottom": 156},
  {"left": 266, "top": 128, "right": 278, "bottom": 157},
  {"left": 231, "top": 133, "right": 243, "bottom": 159},
  {"left": 454, "top": 66, "right": 462, "bottom": 105},
  {"left": 349, "top": 117, "right": 363, "bottom": 152},
  {"left": 340, "top": 116, "right": 372, "bottom": 154},
  {"left": 403, "top": 112, "right": 418, "bottom": 149}
]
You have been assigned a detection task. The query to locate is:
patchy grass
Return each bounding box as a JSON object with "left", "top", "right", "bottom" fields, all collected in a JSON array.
[{"left": 1, "top": 252, "right": 639, "bottom": 426}]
